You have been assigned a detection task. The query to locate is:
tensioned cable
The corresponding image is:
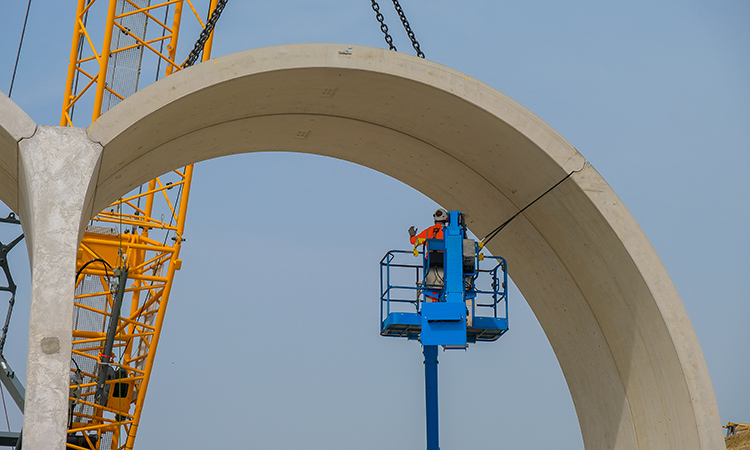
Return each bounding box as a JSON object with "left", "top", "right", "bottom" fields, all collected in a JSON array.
[
  {"left": 8, "top": 0, "right": 33, "bottom": 98},
  {"left": 165, "top": 0, "right": 229, "bottom": 242},
  {"left": 154, "top": 4, "right": 171, "bottom": 82},
  {"left": 134, "top": 5, "right": 171, "bottom": 224},
  {"left": 161, "top": 179, "right": 183, "bottom": 247},
  {"left": 481, "top": 170, "right": 578, "bottom": 246}
]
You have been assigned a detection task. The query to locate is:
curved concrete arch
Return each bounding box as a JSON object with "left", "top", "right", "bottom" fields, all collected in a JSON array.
[
  {"left": 10, "top": 44, "right": 723, "bottom": 448},
  {"left": 83, "top": 44, "right": 723, "bottom": 449},
  {"left": 0, "top": 92, "right": 37, "bottom": 212}
]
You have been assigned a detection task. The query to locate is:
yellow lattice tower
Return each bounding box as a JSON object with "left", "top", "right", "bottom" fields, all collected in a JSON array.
[{"left": 60, "top": 1, "right": 221, "bottom": 448}]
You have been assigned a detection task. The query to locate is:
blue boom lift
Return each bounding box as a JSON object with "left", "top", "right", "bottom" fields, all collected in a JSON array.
[{"left": 380, "top": 210, "right": 509, "bottom": 450}]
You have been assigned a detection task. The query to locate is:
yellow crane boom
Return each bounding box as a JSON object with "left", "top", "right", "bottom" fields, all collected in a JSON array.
[{"left": 60, "top": 1, "right": 220, "bottom": 448}]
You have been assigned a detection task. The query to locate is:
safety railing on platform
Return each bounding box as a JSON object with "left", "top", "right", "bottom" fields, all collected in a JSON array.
[{"left": 379, "top": 249, "right": 509, "bottom": 330}]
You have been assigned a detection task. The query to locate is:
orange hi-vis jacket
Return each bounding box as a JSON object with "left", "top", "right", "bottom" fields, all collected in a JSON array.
[
  {"left": 410, "top": 223, "right": 444, "bottom": 245},
  {"left": 411, "top": 223, "right": 445, "bottom": 302}
]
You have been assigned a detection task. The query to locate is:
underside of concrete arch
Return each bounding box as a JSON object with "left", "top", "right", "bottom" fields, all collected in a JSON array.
[{"left": 0, "top": 44, "right": 724, "bottom": 449}]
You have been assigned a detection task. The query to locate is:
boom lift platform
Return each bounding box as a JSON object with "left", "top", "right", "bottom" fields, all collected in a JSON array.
[{"left": 379, "top": 210, "right": 509, "bottom": 449}]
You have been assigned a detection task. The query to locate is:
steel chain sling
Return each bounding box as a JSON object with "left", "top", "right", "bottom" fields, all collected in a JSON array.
[
  {"left": 371, "top": 0, "right": 397, "bottom": 51},
  {"left": 390, "top": 0, "right": 424, "bottom": 58},
  {"left": 183, "top": 0, "right": 229, "bottom": 68}
]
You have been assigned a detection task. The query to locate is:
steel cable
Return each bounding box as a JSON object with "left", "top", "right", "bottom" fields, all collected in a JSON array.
[
  {"left": 482, "top": 171, "right": 578, "bottom": 245},
  {"left": 8, "top": 0, "right": 33, "bottom": 97}
]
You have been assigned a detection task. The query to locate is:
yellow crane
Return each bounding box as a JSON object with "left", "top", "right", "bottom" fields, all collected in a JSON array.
[{"left": 59, "top": 1, "right": 224, "bottom": 448}]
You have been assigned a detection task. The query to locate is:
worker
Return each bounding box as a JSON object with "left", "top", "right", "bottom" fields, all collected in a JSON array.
[
  {"left": 409, "top": 209, "right": 449, "bottom": 301},
  {"left": 409, "top": 209, "right": 448, "bottom": 244}
]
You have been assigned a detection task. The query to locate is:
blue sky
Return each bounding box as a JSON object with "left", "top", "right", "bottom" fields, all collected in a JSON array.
[{"left": 1, "top": 1, "right": 748, "bottom": 449}]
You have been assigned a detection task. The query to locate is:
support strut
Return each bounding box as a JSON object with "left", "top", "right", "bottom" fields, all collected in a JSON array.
[{"left": 423, "top": 345, "right": 439, "bottom": 450}]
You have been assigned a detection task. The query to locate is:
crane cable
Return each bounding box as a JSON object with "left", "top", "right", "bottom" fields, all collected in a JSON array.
[
  {"left": 390, "top": 0, "right": 424, "bottom": 58},
  {"left": 370, "top": 0, "right": 425, "bottom": 58},
  {"left": 370, "top": 1, "right": 396, "bottom": 51},
  {"left": 8, "top": 0, "right": 33, "bottom": 97},
  {"left": 182, "top": 0, "right": 228, "bottom": 68},
  {"left": 481, "top": 170, "right": 578, "bottom": 246}
]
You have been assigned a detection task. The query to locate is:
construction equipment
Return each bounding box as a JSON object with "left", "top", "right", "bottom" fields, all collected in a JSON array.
[
  {"left": 725, "top": 423, "right": 750, "bottom": 450},
  {"left": 726, "top": 423, "right": 750, "bottom": 436},
  {"left": 380, "top": 210, "right": 509, "bottom": 450},
  {"left": 0, "top": 213, "right": 25, "bottom": 447},
  {"left": 55, "top": 1, "right": 225, "bottom": 448}
]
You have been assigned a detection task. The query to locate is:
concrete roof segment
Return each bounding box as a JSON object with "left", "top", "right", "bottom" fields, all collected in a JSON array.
[
  {"left": 0, "top": 44, "right": 724, "bottom": 448},
  {"left": 0, "top": 92, "right": 37, "bottom": 212},
  {"left": 86, "top": 44, "right": 586, "bottom": 221},
  {"left": 84, "top": 44, "right": 722, "bottom": 449}
]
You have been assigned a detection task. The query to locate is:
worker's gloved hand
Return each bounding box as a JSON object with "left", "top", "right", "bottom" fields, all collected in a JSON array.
[{"left": 408, "top": 226, "right": 417, "bottom": 237}]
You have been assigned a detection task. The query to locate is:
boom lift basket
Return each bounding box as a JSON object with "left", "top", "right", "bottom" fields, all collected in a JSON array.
[{"left": 379, "top": 248, "right": 509, "bottom": 344}]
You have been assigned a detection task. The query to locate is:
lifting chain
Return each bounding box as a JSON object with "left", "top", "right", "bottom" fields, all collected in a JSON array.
[
  {"left": 390, "top": 0, "right": 424, "bottom": 58},
  {"left": 370, "top": 0, "right": 425, "bottom": 58},
  {"left": 182, "top": 0, "right": 228, "bottom": 68},
  {"left": 371, "top": 0, "right": 397, "bottom": 51}
]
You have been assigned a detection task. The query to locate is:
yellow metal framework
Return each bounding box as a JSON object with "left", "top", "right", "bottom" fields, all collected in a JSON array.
[
  {"left": 60, "top": 1, "right": 219, "bottom": 448},
  {"left": 61, "top": 0, "right": 218, "bottom": 126}
]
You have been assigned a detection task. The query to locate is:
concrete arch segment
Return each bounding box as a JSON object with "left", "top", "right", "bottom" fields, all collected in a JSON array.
[
  {"left": 2, "top": 94, "right": 105, "bottom": 448},
  {"left": 9, "top": 44, "right": 721, "bottom": 448},
  {"left": 0, "top": 92, "right": 37, "bottom": 212},
  {"left": 84, "top": 44, "right": 723, "bottom": 449}
]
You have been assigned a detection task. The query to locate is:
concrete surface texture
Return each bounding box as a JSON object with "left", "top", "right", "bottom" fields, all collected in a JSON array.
[
  {"left": 0, "top": 44, "right": 725, "bottom": 449},
  {"left": 0, "top": 92, "right": 36, "bottom": 213},
  {"left": 17, "top": 126, "right": 103, "bottom": 449}
]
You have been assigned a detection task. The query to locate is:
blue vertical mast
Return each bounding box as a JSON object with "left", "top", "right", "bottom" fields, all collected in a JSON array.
[
  {"left": 423, "top": 345, "right": 440, "bottom": 450},
  {"left": 442, "top": 210, "right": 464, "bottom": 305},
  {"left": 421, "top": 211, "right": 463, "bottom": 450}
]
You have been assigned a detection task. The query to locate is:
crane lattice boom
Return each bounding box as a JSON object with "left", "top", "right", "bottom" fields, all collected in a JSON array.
[{"left": 61, "top": 1, "right": 220, "bottom": 448}]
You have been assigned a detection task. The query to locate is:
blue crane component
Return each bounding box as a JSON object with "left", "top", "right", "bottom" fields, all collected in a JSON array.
[{"left": 379, "top": 210, "right": 509, "bottom": 450}]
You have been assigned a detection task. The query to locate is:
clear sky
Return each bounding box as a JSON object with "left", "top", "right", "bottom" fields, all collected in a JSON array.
[{"left": 0, "top": 1, "right": 748, "bottom": 449}]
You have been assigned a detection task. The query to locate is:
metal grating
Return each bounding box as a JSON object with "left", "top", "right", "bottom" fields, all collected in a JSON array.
[
  {"left": 71, "top": 274, "right": 117, "bottom": 448},
  {"left": 102, "top": 0, "right": 152, "bottom": 113}
]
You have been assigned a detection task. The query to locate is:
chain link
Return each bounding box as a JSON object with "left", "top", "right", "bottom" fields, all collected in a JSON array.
[
  {"left": 390, "top": 0, "right": 424, "bottom": 58},
  {"left": 371, "top": 0, "right": 397, "bottom": 51},
  {"left": 182, "top": 0, "right": 229, "bottom": 68}
]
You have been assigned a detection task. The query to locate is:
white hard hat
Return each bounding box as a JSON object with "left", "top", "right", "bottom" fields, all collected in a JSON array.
[{"left": 433, "top": 209, "right": 449, "bottom": 223}]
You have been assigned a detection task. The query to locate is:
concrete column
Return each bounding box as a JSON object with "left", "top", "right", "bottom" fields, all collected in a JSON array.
[{"left": 17, "top": 126, "right": 102, "bottom": 449}]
